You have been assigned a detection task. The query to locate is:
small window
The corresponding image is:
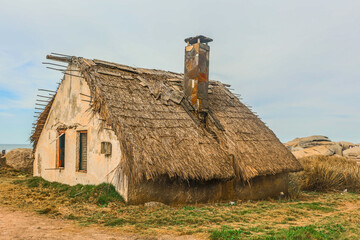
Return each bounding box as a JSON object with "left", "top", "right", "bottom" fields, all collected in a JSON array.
[
  {"left": 79, "top": 131, "right": 88, "bottom": 171},
  {"left": 58, "top": 132, "right": 65, "bottom": 168},
  {"left": 101, "top": 142, "right": 112, "bottom": 156}
]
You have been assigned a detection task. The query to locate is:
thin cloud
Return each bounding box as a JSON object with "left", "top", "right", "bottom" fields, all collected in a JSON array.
[{"left": 0, "top": 112, "right": 14, "bottom": 118}]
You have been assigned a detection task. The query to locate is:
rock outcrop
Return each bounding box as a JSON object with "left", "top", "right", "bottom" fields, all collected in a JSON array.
[
  {"left": 285, "top": 136, "right": 359, "bottom": 162},
  {"left": 5, "top": 148, "right": 33, "bottom": 173},
  {"left": 337, "top": 141, "right": 357, "bottom": 151},
  {"left": 343, "top": 146, "right": 360, "bottom": 161},
  {"left": 286, "top": 135, "right": 331, "bottom": 150}
]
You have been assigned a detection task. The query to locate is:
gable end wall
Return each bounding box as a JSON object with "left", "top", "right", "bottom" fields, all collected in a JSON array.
[{"left": 33, "top": 64, "right": 128, "bottom": 201}]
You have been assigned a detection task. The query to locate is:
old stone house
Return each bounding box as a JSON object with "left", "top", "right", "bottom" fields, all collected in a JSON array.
[{"left": 31, "top": 36, "right": 302, "bottom": 204}]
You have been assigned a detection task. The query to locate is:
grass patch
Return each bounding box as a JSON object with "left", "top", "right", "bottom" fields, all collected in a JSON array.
[
  {"left": 292, "top": 202, "right": 336, "bottom": 212},
  {"left": 93, "top": 183, "right": 123, "bottom": 206},
  {"left": 25, "top": 177, "right": 50, "bottom": 188},
  {"left": 104, "top": 218, "right": 125, "bottom": 226},
  {"left": 262, "top": 224, "right": 345, "bottom": 240},
  {"left": 14, "top": 177, "right": 124, "bottom": 206},
  {"left": 0, "top": 166, "right": 29, "bottom": 177},
  {"left": 183, "top": 206, "right": 195, "bottom": 210},
  {"left": 210, "top": 226, "right": 251, "bottom": 240},
  {"left": 211, "top": 224, "right": 346, "bottom": 240}
]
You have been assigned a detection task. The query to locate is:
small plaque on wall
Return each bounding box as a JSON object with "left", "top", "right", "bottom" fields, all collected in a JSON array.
[{"left": 101, "top": 142, "right": 112, "bottom": 156}]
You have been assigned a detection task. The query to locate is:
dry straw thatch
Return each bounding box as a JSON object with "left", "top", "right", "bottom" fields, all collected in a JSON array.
[{"left": 32, "top": 56, "right": 303, "bottom": 183}]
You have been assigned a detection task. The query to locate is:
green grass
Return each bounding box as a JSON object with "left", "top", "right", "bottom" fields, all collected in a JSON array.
[
  {"left": 210, "top": 224, "right": 346, "bottom": 240},
  {"left": 262, "top": 224, "right": 345, "bottom": 240},
  {"left": 210, "top": 226, "right": 251, "bottom": 240},
  {"left": 104, "top": 218, "right": 125, "bottom": 226},
  {"left": 183, "top": 206, "right": 195, "bottom": 210},
  {"left": 291, "top": 202, "right": 336, "bottom": 212},
  {"left": 13, "top": 177, "right": 124, "bottom": 206}
]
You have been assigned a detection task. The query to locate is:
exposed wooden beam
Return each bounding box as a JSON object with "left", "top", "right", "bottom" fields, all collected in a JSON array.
[{"left": 46, "top": 54, "right": 72, "bottom": 63}]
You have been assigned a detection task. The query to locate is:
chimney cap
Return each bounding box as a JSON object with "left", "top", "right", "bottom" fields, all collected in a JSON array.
[{"left": 184, "top": 35, "right": 213, "bottom": 44}]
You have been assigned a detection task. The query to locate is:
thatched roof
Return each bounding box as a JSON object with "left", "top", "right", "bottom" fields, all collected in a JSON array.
[{"left": 32, "top": 55, "right": 303, "bottom": 182}]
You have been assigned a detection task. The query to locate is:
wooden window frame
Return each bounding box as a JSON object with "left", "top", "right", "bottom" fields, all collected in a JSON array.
[
  {"left": 57, "top": 130, "right": 66, "bottom": 169},
  {"left": 76, "top": 130, "right": 88, "bottom": 173},
  {"left": 101, "top": 142, "right": 112, "bottom": 156}
]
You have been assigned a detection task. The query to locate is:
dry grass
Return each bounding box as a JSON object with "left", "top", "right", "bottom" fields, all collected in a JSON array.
[
  {"left": 291, "top": 156, "right": 360, "bottom": 193},
  {"left": 1, "top": 169, "right": 360, "bottom": 239}
]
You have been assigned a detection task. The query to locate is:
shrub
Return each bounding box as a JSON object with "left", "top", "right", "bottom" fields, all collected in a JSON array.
[{"left": 290, "top": 156, "right": 360, "bottom": 193}]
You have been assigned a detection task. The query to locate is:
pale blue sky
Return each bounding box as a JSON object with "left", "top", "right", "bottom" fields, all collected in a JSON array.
[{"left": 0, "top": 0, "right": 359, "bottom": 144}]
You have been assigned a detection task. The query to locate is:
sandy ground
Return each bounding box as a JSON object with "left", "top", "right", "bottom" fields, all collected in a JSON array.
[{"left": 0, "top": 207, "right": 198, "bottom": 240}]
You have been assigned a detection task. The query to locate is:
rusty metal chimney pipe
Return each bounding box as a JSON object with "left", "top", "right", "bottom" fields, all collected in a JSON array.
[{"left": 184, "top": 35, "right": 213, "bottom": 114}]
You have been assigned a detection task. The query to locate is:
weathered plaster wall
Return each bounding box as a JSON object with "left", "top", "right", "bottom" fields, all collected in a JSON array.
[
  {"left": 128, "top": 173, "right": 288, "bottom": 204},
  {"left": 33, "top": 64, "right": 128, "bottom": 200}
]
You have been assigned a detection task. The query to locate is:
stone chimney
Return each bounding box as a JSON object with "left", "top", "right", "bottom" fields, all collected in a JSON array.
[{"left": 184, "top": 35, "right": 213, "bottom": 116}]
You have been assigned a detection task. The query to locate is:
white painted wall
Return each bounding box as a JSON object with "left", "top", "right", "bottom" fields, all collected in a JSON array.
[{"left": 33, "top": 64, "right": 128, "bottom": 200}]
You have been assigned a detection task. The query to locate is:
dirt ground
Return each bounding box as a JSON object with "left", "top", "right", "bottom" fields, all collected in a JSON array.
[{"left": 0, "top": 206, "right": 197, "bottom": 240}]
